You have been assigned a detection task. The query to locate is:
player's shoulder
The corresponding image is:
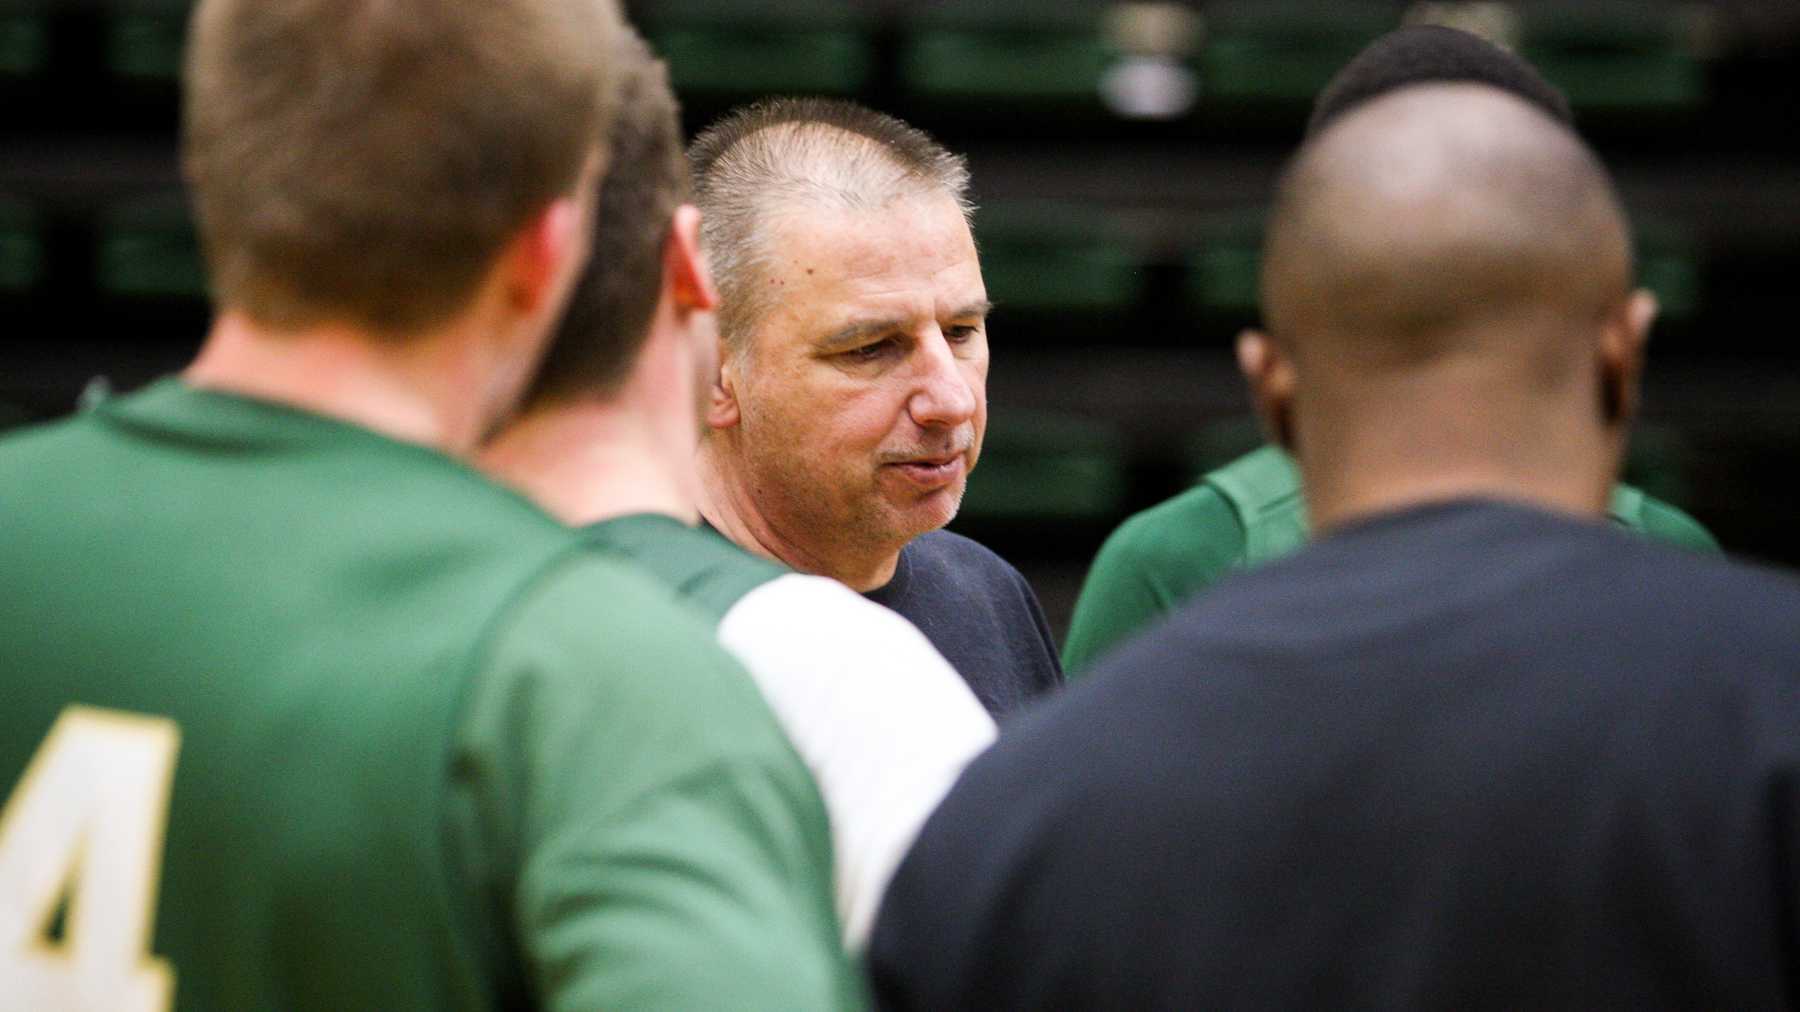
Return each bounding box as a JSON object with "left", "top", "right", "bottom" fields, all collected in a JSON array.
[
  {"left": 582, "top": 514, "right": 787, "bottom": 622},
  {"left": 1607, "top": 485, "right": 1719, "bottom": 552},
  {"left": 0, "top": 408, "right": 106, "bottom": 475},
  {"left": 476, "top": 546, "right": 777, "bottom": 737},
  {"left": 1202, "top": 445, "right": 1304, "bottom": 513},
  {"left": 1101, "top": 479, "right": 1245, "bottom": 569},
  {"left": 488, "top": 546, "right": 719, "bottom": 667}
]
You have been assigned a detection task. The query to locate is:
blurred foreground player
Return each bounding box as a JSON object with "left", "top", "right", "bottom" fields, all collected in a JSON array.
[
  {"left": 687, "top": 99, "right": 1062, "bottom": 717},
  {"left": 481, "top": 37, "right": 995, "bottom": 948},
  {"left": 1063, "top": 26, "right": 1717, "bottom": 675},
  {"left": 0, "top": 2, "right": 857, "bottom": 1008},
  {"left": 872, "top": 83, "right": 1800, "bottom": 1009}
]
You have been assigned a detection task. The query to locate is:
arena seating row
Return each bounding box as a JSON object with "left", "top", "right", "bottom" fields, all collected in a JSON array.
[
  {"left": 638, "top": 0, "right": 1708, "bottom": 119},
  {"left": 0, "top": 1, "right": 1746, "bottom": 134},
  {"left": 0, "top": 189, "right": 1704, "bottom": 328}
]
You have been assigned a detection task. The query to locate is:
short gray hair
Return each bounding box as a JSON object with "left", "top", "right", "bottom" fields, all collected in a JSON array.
[{"left": 687, "top": 98, "right": 973, "bottom": 354}]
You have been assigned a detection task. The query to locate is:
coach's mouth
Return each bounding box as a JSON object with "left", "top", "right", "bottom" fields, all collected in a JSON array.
[{"left": 884, "top": 453, "right": 966, "bottom": 490}]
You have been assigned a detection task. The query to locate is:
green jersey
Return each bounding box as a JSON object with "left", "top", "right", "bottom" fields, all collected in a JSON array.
[
  {"left": 0, "top": 381, "right": 859, "bottom": 1011},
  {"left": 1063, "top": 445, "right": 1720, "bottom": 676},
  {"left": 582, "top": 514, "right": 994, "bottom": 948}
]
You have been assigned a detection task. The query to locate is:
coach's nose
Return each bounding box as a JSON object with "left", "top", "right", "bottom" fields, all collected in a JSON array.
[{"left": 908, "top": 331, "right": 980, "bottom": 430}]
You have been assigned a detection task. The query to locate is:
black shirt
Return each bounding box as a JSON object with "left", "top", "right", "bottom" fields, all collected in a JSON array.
[
  {"left": 872, "top": 500, "right": 1800, "bottom": 1010},
  {"left": 865, "top": 530, "right": 1063, "bottom": 719}
]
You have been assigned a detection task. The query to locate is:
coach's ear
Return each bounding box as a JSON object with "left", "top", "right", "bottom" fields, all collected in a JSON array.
[
  {"left": 705, "top": 276, "right": 741, "bottom": 431},
  {"left": 665, "top": 205, "right": 719, "bottom": 314},
  {"left": 1237, "top": 329, "right": 1298, "bottom": 454},
  {"left": 707, "top": 345, "right": 741, "bottom": 430}
]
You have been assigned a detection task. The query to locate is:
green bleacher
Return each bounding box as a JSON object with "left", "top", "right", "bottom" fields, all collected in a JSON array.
[
  {"left": 1521, "top": 3, "right": 1706, "bottom": 115},
  {"left": 959, "top": 408, "right": 1128, "bottom": 524},
  {"left": 0, "top": 196, "right": 44, "bottom": 296},
  {"left": 976, "top": 201, "right": 1145, "bottom": 314},
  {"left": 636, "top": 0, "right": 872, "bottom": 98},
  {"left": 0, "top": 4, "right": 48, "bottom": 83},
  {"left": 1201, "top": 1, "right": 1398, "bottom": 108},
  {"left": 900, "top": 2, "right": 1113, "bottom": 108},
  {"left": 96, "top": 194, "right": 206, "bottom": 302},
  {"left": 105, "top": 0, "right": 188, "bottom": 84}
]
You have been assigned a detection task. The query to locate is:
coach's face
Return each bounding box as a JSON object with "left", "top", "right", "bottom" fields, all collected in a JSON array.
[{"left": 714, "top": 189, "right": 989, "bottom": 557}]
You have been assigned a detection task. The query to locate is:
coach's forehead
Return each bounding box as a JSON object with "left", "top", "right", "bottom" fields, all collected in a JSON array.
[{"left": 753, "top": 192, "right": 983, "bottom": 337}]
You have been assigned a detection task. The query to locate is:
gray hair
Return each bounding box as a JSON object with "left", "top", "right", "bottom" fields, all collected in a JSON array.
[{"left": 687, "top": 97, "right": 973, "bottom": 355}]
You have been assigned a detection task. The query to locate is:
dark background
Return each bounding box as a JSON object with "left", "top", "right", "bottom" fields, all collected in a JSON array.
[{"left": 3, "top": 0, "right": 1797, "bottom": 638}]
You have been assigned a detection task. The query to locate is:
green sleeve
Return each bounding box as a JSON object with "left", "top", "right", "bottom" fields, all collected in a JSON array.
[
  {"left": 451, "top": 556, "right": 863, "bottom": 1011},
  {"left": 1063, "top": 486, "right": 1247, "bottom": 678}
]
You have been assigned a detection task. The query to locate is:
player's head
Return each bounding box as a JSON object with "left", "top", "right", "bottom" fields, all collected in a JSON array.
[
  {"left": 523, "top": 29, "right": 706, "bottom": 413},
  {"left": 1306, "top": 24, "right": 1572, "bottom": 138},
  {"left": 182, "top": 0, "right": 618, "bottom": 340},
  {"left": 688, "top": 99, "right": 989, "bottom": 583},
  {"left": 1240, "top": 83, "right": 1654, "bottom": 501}
]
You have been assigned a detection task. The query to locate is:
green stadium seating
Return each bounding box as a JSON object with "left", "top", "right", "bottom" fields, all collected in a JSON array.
[
  {"left": 1635, "top": 216, "right": 1702, "bottom": 320},
  {"left": 637, "top": 0, "right": 871, "bottom": 97},
  {"left": 1522, "top": 3, "right": 1705, "bottom": 115},
  {"left": 0, "top": 196, "right": 45, "bottom": 296},
  {"left": 104, "top": 0, "right": 190, "bottom": 83},
  {"left": 1200, "top": 1, "right": 1398, "bottom": 107},
  {"left": 899, "top": 2, "right": 1112, "bottom": 108},
  {"left": 95, "top": 194, "right": 206, "bottom": 301},
  {"left": 0, "top": 4, "right": 49, "bottom": 83},
  {"left": 977, "top": 201, "right": 1145, "bottom": 314},
  {"left": 1183, "top": 207, "right": 1265, "bottom": 318},
  {"left": 960, "top": 409, "right": 1127, "bottom": 523},
  {"left": 1185, "top": 415, "right": 1266, "bottom": 479}
]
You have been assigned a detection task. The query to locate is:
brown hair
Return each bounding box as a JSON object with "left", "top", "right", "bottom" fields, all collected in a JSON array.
[
  {"left": 686, "top": 98, "right": 972, "bottom": 355},
  {"left": 526, "top": 31, "right": 688, "bottom": 405},
  {"left": 183, "top": 0, "right": 620, "bottom": 335}
]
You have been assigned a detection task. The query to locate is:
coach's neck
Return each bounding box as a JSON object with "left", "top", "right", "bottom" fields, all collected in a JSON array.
[{"left": 695, "top": 445, "right": 901, "bottom": 592}]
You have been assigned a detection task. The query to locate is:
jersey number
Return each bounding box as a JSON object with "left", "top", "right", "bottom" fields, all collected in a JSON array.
[{"left": 0, "top": 706, "right": 181, "bottom": 1012}]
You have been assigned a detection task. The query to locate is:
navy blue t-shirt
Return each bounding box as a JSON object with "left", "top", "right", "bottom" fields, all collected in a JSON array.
[
  {"left": 872, "top": 499, "right": 1800, "bottom": 1010},
  {"left": 864, "top": 530, "right": 1062, "bottom": 719}
]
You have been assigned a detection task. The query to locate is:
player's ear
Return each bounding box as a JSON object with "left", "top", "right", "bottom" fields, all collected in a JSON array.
[
  {"left": 1237, "top": 328, "right": 1298, "bottom": 453},
  {"left": 499, "top": 194, "right": 588, "bottom": 321},
  {"left": 1598, "top": 288, "right": 1656, "bottom": 428},
  {"left": 665, "top": 205, "right": 719, "bottom": 314}
]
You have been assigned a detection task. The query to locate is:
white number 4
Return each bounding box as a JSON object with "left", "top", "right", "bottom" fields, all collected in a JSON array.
[{"left": 0, "top": 706, "right": 181, "bottom": 1012}]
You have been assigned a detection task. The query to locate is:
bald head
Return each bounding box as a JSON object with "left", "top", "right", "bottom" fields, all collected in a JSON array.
[
  {"left": 1264, "top": 83, "right": 1632, "bottom": 372},
  {"left": 1248, "top": 81, "right": 1655, "bottom": 530}
]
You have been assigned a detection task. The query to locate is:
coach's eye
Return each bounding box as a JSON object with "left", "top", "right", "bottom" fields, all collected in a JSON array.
[
  {"left": 844, "top": 339, "right": 896, "bottom": 362},
  {"left": 944, "top": 324, "right": 979, "bottom": 343}
]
